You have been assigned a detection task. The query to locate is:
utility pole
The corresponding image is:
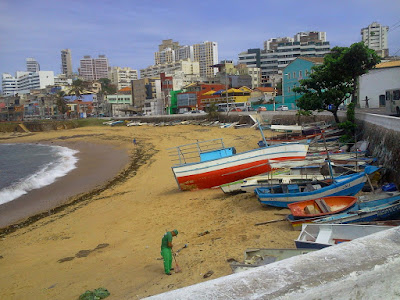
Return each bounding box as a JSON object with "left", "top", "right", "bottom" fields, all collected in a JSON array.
[{"left": 225, "top": 70, "right": 229, "bottom": 116}]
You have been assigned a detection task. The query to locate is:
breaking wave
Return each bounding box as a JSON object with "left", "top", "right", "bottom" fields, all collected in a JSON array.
[{"left": 0, "top": 145, "right": 79, "bottom": 205}]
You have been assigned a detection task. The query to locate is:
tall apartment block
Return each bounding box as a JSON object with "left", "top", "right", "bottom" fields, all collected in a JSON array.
[
  {"left": 109, "top": 67, "right": 138, "bottom": 90},
  {"left": 154, "top": 40, "right": 194, "bottom": 65},
  {"left": 61, "top": 49, "right": 73, "bottom": 77},
  {"left": 193, "top": 41, "right": 218, "bottom": 77},
  {"left": 26, "top": 58, "right": 40, "bottom": 72},
  {"left": 78, "top": 55, "right": 109, "bottom": 81},
  {"left": 239, "top": 31, "right": 330, "bottom": 84},
  {"left": 2, "top": 71, "right": 55, "bottom": 96},
  {"left": 361, "top": 22, "right": 389, "bottom": 57},
  {"left": 153, "top": 40, "right": 218, "bottom": 78}
]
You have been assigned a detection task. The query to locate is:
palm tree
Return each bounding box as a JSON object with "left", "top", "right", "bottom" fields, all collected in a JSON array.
[
  {"left": 69, "top": 79, "right": 85, "bottom": 100},
  {"left": 54, "top": 91, "right": 68, "bottom": 118}
]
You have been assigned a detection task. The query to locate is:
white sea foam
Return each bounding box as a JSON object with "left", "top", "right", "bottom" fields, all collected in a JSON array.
[{"left": 0, "top": 145, "right": 79, "bottom": 205}]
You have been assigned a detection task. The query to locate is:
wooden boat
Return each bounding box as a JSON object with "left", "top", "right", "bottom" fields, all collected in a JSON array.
[
  {"left": 287, "top": 196, "right": 358, "bottom": 218},
  {"left": 240, "top": 173, "right": 328, "bottom": 193},
  {"left": 229, "top": 248, "right": 316, "bottom": 273},
  {"left": 287, "top": 191, "right": 400, "bottom": 230},
  {"left": 220, "top": 158, "right": 327, "bottom": 194},
  {"left": 255, "top": 165, "right": 379, "bottom": 208},
  {"left": 169, "top": 139, "right": 309, "bottom": 191},
  {"left": 294, "top": 223, "right": 392, "bottom": 249}
]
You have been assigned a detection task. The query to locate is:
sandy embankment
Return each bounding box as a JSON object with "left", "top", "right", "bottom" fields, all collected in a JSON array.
[{"left": 0, "top": 125, "right": 299, "bottom": 299}]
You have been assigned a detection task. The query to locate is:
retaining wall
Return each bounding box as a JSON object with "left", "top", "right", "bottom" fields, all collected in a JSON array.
[{"left": 356, "top": 112, "right": 400, "bottom": 187}]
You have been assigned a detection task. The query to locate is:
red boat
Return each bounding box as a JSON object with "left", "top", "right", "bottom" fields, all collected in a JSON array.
[{"left": 287, "top": 196, "right": 358, "bottom": 218}]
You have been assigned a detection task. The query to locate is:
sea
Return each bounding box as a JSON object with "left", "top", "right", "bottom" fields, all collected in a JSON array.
[{"left": 0, "top": 143, "right": 79, "bottom": 205}]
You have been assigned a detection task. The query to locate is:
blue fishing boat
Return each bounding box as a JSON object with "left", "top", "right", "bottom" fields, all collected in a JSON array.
[
  {"left": 287, "top": 192, "right": 400, "bottom": 230},
  {"left": 313, "top": 193, "right": 400, "bottom": 225},
  {"left": 255, "top": 165, "right": 380, "bottom": 208}
]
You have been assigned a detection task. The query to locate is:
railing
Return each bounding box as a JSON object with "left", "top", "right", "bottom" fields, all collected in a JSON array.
[{"left": 167, "top": 138, "right": 226, "bottom": 165}]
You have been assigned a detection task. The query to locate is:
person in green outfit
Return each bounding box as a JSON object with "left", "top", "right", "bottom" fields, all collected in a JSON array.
[{"left": 160, "top": 229, "right": 178, "bottom": 275}]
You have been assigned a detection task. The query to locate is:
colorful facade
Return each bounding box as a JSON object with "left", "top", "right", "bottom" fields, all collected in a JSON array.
[{"left": 282, "top": 57, "right": 324, "bottom": 110}]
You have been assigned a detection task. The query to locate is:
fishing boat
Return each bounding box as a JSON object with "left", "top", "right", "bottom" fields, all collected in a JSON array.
[
  {"left": 287, "top": 191, "right": 400, "bottom": 230},
  {"left": 294, "top": 223, "right": 392, "bottom": 249},
  {"left": 169, "top": 139, "right": 309, "bottom": 191},
  {"left": 220, "top": 158, "right": 326, "bottom": 194},
  {"left": 255, "top": 165, "right": 379, "bottom": 208},
  {"left": 230, "top": 248, "right": 316, "bottom": 273},
  {"left": 287, "top": 196, "right": 358, "bottom": 218}
]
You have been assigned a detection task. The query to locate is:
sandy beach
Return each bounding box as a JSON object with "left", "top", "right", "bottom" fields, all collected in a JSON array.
[{"left": 0, "top": 124, "right": 299, "bottom": 299}]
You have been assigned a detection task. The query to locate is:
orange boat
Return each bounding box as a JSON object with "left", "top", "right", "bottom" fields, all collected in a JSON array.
[{"left": 288, "top": 196, "right": 358, "bottom": 218}]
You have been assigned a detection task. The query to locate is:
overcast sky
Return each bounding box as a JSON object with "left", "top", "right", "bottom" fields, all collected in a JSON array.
[{"left": 1, "top": 0, "right": 399, "bottom": 79}]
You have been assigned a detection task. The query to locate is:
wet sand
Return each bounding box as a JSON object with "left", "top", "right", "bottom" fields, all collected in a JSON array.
[
  {"left": 0, "top": 141, "right": 129, "bottom": 228},
  {"left": 0, "top": 125, "right": 299, "bottom": 299}
]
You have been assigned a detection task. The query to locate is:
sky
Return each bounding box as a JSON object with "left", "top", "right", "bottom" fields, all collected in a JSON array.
[{"left": 1, "top": 0, "right": 400, "bottom": 79}]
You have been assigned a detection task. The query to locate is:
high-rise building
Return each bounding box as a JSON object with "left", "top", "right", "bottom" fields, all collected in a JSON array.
[
  {"left": 78, "top": 55, "right": 109, "bottom": 80},
  {"left": 294, "top": 31, "right": 326, "bottom": 43},
  {"left": 264, "top": 37, "right": 294, "bottom": 51},
  {"left": 26, "top": 58, "right": 40, "bottom": 72},
  {"left": 140, "top": 59, "right": 200, "bottom": 79},
  {"left": 61, "top": 49, "right": 73, "bottom": 77},
  {"left": 239, "top": 31, "right": 330, "bottom": 85},
  {"left": 2, "top": 71, "right": 55, "bottom": 95},
  {"left": 152, "top": 40, "right": 218, "bottom": 78},
  {"left": 155, "top": 48, "right": 176, "bottom": 65},
  {"left": 175, "top": 45, "right": 194, "bottom": 62},
  {"left": 158, "top": 39, "right": 181, "bottom": 52},
  {"left": 361, "top": 22, "right": 389, "bottom": 57},
  {"left": 193, "top": 41, "right": 219, "bottom": 77},
  {"left": 108, "top": 67, "right": 138, "bottom": 90}
]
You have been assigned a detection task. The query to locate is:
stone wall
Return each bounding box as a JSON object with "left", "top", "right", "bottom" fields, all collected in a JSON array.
[{"left": 356, "top": 112, "right": 400, "bottom": 186}]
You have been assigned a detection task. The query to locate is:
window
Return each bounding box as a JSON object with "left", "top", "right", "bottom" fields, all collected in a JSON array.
[
  {"left": 288, "top": 87, "right": 291, "bottom": 93},
  {"left": 287, "top": 73, "right": 291, "bottom": 79},
  {"left": 293, "top": 72, "right": 296, "bottom": 78},
  {"left": 299, "top": 70, "right": 302, "bottom": 78}
]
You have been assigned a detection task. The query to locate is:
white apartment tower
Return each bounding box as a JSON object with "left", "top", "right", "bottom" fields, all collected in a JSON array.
[
  {"left": 26, "top": 58, "right": 40, "bottom": 72},
  {"left": 361, "top": 22, "right": 389, "bottom": 57},
  {"left": 193, "top": 41, "right": 218, "bottom": 77},
  {"left": 2, "top": 71, "right": 55, "bottom": 95},
  {"left": 109, "top": 67, "right": 138, "bottom": 90},
  {"left": 79, "top": 55, "right": 109, "bottom": 80},
  {"left": 61, "top": 49, "right": 73, "bottom": 77}
]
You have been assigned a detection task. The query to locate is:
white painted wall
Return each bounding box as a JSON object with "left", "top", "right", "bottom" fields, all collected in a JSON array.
[{"left": 358, "top": 67, "right": 400, "bottom": 109}]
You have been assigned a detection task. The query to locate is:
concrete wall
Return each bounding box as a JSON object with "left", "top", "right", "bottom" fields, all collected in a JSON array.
[
  {"left": 146, "top": 227, "right": 400, "bottom": 299},
  {"left": 356, "top": 112, "right": 400, "bottom": 186}
]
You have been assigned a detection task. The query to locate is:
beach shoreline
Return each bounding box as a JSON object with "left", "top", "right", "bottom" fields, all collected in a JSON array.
[
  {"left": 0, "top": 140, "right": 131, "bottom": 229},
  {"left": 0, "top": 125, "right": 299, "bottom": 299}
]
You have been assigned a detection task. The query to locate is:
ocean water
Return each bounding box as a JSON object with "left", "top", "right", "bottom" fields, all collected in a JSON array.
[{"left": 0, "top": 143, "right": 79, "bottom": 205}]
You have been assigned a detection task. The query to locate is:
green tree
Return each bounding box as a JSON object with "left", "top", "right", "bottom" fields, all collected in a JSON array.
[
  {"left": 98, "top": 78, "right": 117, "bottom": 95},
  {"left": 338, "top": 102, "right": 356, "bottom": 143},
  {"left": 294, "top": 63, "right": 352, "bottom": 123},
  {"left": 294, "top": 42, "right": 381, "bottom": 123},
  {"left": 207, "top": 103, "right": 219, "bottom": 120},
  {"left": 338, "top": 42, "right": 381, "bottom": 103},
  {"left": 54, "top": 91, "right": 69, "bottom": 116},
  {"left": 69, "top": 79, "right": 85, "bottom": 100}
]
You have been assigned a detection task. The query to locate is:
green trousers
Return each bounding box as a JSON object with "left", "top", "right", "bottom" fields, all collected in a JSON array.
[{"left": 161, "top": 247, "right": 172, "bottom": 274}]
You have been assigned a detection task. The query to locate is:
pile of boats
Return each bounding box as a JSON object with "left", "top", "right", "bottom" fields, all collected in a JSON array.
[{"left": 169, "top": 121, "right": 400, "bottom": 270}]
